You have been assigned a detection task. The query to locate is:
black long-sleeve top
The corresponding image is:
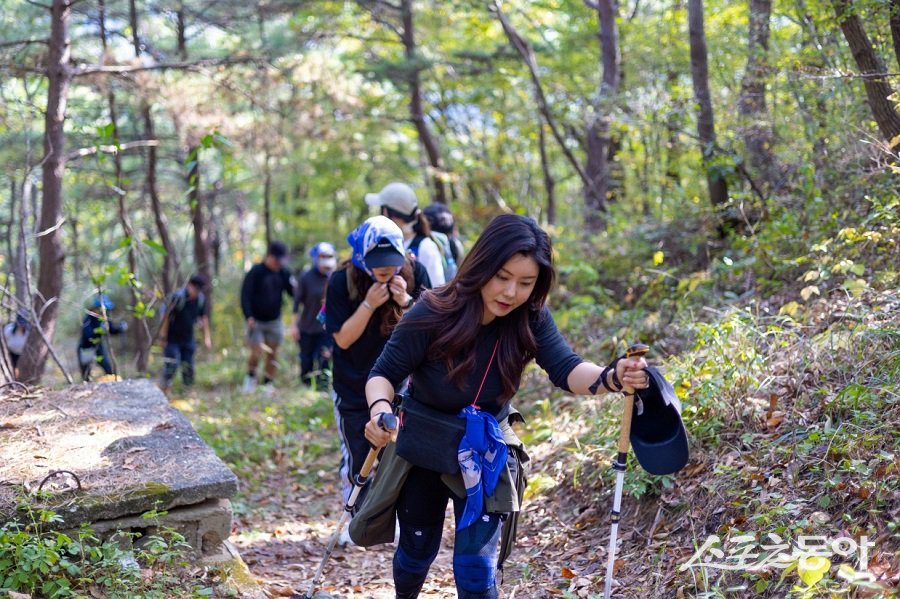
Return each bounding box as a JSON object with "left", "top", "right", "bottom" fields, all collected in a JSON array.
[
  {"left": 369, "top": 302, "right": 583, "bottom": 417},
  {"left": 240, "top": 262, "right": 295, "bottom": 321}
]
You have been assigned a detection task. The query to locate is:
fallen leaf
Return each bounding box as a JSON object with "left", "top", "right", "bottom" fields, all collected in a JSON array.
[{"left": 561, "top": 567, "right": 577, "bottom": 579}]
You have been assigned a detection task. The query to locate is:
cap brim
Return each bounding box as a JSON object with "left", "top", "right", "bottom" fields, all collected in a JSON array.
[
  {"left": 365, "top": 193, "right": 383, "bottom": 207},
  {"left": 365, "top": 250, "right": 405, "bottom": 269}
]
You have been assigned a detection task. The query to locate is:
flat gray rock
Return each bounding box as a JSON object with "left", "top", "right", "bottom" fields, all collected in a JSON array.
[{"left": 0, "top": 379, "right": 237, "bottom": 527}]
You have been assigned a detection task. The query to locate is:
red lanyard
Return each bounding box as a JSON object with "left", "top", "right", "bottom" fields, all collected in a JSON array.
[{"left": 471, "top": 339, "right": 500, "bottom": 409}]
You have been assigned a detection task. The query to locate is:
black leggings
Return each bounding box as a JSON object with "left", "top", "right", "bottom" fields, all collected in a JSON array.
[{"left": 394, "top": 467, "right": 501, "bottom": 599}]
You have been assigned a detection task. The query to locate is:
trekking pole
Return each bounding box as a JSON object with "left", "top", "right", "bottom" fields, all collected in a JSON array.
[
  {"left": 603, "top": 343, "right": 650, "bottom": 599},
  {"left": 298, "top": 411, "right": 397, "bottom": 599}
]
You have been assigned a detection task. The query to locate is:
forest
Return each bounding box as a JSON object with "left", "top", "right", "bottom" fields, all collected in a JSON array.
[{"left": 0, "top": 0, "right": 898, "bottom": 597}]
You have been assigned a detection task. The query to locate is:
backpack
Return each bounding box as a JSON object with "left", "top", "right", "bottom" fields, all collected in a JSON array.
[
  {"left": 167, "top": 288, "right": 205, "bottom": 319},
  {"left": 409, "top": 233, "right": 457, "bottom": 280}
]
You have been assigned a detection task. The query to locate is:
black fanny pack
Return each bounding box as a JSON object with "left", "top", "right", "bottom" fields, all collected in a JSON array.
[{"left": 395, "top": 395, "right": 466, "bottom": 474}]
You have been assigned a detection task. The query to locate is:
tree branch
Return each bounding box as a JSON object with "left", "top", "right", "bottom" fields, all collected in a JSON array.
[
  {"left": 0, "top": 39, "right": 49, "bottom": 49},
  {"left": 583, "top": 0, "right": 600, "bottom": 10},
  {"left": 72, "top": 56, "right": 259, "bottom": 76},
  {"left": 66, "top": 139, "right": 160, "bottom": 161}
]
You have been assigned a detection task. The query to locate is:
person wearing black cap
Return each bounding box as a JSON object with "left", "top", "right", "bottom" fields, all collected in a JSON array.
[
  {"left": 423, "top": 202, "right": 465, "bottom": 269},
  {"left": 326, "top": 216, "right": 431, "bottom": 529},
  {"left": 357, "top": 215, "right": 654, "bottom": 599},
  {"left": 158, "top": 274, "right": 212, "bottom": 395},
  {"left": 240, "top": 240, "right": 297, "bottom": 394}
]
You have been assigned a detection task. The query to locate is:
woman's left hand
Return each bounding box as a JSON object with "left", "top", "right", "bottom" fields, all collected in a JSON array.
[
  {"left": 389, "top": 276, "right": 409, "bottom": 305},
  {"left": 617, "top": 356, "right": 650, "bottom": 392}
]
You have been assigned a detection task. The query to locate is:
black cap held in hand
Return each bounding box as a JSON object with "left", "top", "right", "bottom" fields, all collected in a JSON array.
[{"left": 630, "top": 367, "right": 689, "bottom": 475}]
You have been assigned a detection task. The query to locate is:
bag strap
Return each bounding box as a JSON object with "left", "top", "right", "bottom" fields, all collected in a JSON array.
[{"left": 471, "top": 339, "right": 500, "bottom": 409}]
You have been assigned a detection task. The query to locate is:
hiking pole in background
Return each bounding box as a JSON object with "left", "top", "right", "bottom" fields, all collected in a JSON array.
[
  {"left": 297, "top": 411, "right": 398, "bottom": 599},
  {"left": 603, "top": 343, "right": 650, "bottom": 599}
]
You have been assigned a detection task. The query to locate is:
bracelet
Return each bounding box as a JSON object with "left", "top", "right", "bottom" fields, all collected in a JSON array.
[
  {"left": 403, "top": 295, "right": 414, "bottom": 309},
  {"left": 369, "top": 398, "right": 392, "bottom": 415},
  {"left": 362, "top": 300, "right": 374, "bottom": 311}
]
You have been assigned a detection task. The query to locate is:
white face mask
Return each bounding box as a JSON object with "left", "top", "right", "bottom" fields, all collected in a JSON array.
[{"left": 319, "top": 257, "right": 337, "bottom": 271}]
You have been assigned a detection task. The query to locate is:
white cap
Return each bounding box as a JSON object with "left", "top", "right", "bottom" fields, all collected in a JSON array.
[{"left": 364, "top": 182, "right": 419, "bottom": 217}]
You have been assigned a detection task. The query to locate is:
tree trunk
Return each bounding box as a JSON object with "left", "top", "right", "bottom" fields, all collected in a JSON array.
[
  {"left": 18, "top": 0, "right": 72, "bottom": 384},
  {"left": 176, "top": 1, "right": 188, "bottom": 60},
  {"left": 129, "top": 0, "right": 175, "bottom": 294},
  {"left": 891, "top": 0, "right": 900, "bottom": 71},
  {"left": 263, "top": 153, "right": 272, "bottom": 246},
  {"left": 187, "top": 143, "right": 212, "bottom": 304},
  {"left": 538, "top": 119, "right": 556, "bottom": 225},
  {"left": 687, "top": 0, "right": 729, "bottom": 207},
  {"left": 584, "top": 0, "right": 621, "bottom": 230},
  {"left": 400, "top": 0, "right": 447, "bottom": 204},
  {"left": 100, "top": 1, "right": 151, "bottom": 372},
  {"left": 832, "top": 0, "right": 900, "bottom": 142},
  {"left": 738, "top": 0, "right": 776, "bottom": 192}
]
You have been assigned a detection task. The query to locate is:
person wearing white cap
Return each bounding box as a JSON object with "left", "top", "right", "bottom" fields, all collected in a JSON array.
[{"left": 365, "top": 182, "right": 447, "bottom": 287}]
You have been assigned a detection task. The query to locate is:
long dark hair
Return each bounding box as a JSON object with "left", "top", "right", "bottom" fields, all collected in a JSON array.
[
  {"left": 409, "top": 214, "right": 555, "bottom": 400},
  {"left": 336, "top": 260, "right": 415, "bottom": 337}
]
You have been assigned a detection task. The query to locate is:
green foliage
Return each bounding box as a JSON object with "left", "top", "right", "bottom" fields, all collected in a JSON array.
[{"left": 0, "top": 504, "right": 221, "bottom": 598}]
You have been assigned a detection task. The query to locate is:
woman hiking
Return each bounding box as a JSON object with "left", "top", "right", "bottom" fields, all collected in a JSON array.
[
  {"left": 325, "top": 216, "right": 431, "bottom": 533},
  {"left": 359, "top": 214, "right": 651, "bottom": 598}
]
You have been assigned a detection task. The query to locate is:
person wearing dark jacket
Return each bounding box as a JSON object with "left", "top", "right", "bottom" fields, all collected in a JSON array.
[
  {"left": 326, "top": 216, "right": 431, "bottom": 521},
  {"left": 240, "top": 240, "right": 296, "bottom": 394},
  {"left": 77, "top": 295, "right": 128, "bottom": 382},
  {"left": 159, "top": 274, "right": 212, "bottom": 394},
  {"left": 291, "top": 242, "right": 336, "bottom": 387},
  {"left": 362, "top": 215, "right": 651, "bottom": 599}
]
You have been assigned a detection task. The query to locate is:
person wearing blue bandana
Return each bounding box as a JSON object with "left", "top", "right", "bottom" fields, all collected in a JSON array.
[
  {"left": 325, "top": 216, "right": 431, "bottom": 522},
  {"left": 361, "top": 215, "right": 652, "bottom": 599},
  {"left": 291, "top": 242, "right": 336, "bottom": 387}
]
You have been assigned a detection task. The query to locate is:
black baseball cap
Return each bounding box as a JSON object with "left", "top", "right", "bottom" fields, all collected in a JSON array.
[
  {"left": 364, "top": 238, "right": 405, "bottom": 269},
  {"left": 268, "top": 240, "right": 288, "bottom": 259},
  {"left": 630, "top": 367, "right": 689, "bottom": 475}
]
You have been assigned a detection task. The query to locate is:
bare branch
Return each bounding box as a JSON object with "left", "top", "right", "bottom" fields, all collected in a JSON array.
[
  {"left": 24, "top": 0, "right": 51, "bottom": 9},
  {"left": 72, "top": 56, "right": 259, "bottom": 76},
  {"left": 583, "top": 0, "right": 600, "bottom": 10},
  {"left": 66, "top": 139, "right": 160, "bottom": 161},
  {"left": 0, "top": 39, "right": 49, "bottom": 49}
]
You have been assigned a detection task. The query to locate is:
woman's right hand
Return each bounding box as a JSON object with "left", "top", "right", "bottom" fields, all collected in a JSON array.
[
  {"left": 364, "top": 411, "right": 397, "bottom": 448},
  {"left": 364, "top": 282, "right": 390, "bottom": 309}
]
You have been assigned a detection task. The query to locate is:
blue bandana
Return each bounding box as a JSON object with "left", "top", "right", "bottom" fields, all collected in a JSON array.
[
  {"left": 309, "top": 242, "right": 336, "bottom": 269},
  {"left": 456, "top": 406, "right": 508, "bottom": 531},
  {"left": 346, "top": 216, "right": 405, "bottom": 278}
]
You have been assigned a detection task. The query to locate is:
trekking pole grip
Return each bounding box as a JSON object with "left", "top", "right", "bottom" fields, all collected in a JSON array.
[
  {"left": 616, "top": 343, "right": 650, "bottom": 454},
  {"left": 359, "top": 412, "right": 398, "bottom": 478}
]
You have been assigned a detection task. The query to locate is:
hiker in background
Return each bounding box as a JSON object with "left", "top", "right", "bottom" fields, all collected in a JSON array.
[
  {"left": 240, "top": 240, "right": 297, "bottom": 394},
  {"left": 326, "top": 216, "right": 431, "bottom": 538},
  {"left": 2, "top": 313, "right": 29, "bottom": 379},
  {"left": 77, "top": 295, "right": 128, "bottom": 382},
  {"left": 292, "top": 242, "right": 337, "bottom": 387},
  {"left": 358, "top": 215, "right": 651, "bottom": 599},
  {"left": 158, "top": 274, "right": 212, "bottom": 395},
  {"left": 365, "top": 182, "right": 447, "bottom": 287},
  {"left": 423, "top": 202, "right": 465, "bottom": 272}
]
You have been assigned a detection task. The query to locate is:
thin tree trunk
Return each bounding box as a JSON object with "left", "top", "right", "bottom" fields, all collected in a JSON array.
[
  {"left": 538, "top": 119, "right": 556, "bottom": 225},
  {"left": 832, "top": 0, "right": 900, "bottom": 141},
  {"left": 263, "top": 153, "right": 272, "bottom": 246},
  {"left": 176, "top": 2, "right": 188, "bottom": 60},
  {"left": 584, "top": 0, "right": 620, "bottom": 229},
  {"left": 493, "top": 1, "right": 596, "bottom": 201},
  {"left": 187, "top": 143, "right": 212, "bottom": 305},
  {"left": 738, "top": 0, "right": 776, "bottom": 192},
  {"left": 400, "top": 0, "right": 447, "bottom": 204},
  {"left": 687, "top": 0, "right": 729, "bottom": 207},
  {"left": 18, "top": 0, "right": 72, "bottom": 384},
  {"left": 129, "top": 0, "right": 175, "bottom": 294},
  {"left": 101, "top": 0, "right": 151, "bottom": 372},
  {"left": 891, "top": 0, "right": 900, "bottom": 72}
]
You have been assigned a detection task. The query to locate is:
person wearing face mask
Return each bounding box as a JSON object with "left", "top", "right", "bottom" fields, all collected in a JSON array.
[
  {"left": 326, "top": 216, "right": 431, "bottom": 516},
  {"left": 291, "top": 242, "right": 337, "bottom": 387},
  {"left": 365, "top": 182, "right": 447, "bottom": 288}
]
